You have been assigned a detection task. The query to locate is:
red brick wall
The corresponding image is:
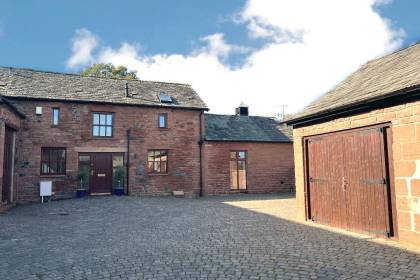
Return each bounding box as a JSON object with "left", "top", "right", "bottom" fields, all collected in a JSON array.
[
  {"left": 293, "top": 100, "right": 420, "bottom": 246},
  {"left": 203, "top": 141, "right": 295, "bottom": 195},
  {"left": 11, "top": 100, "right": 202, "bottom": 201}
]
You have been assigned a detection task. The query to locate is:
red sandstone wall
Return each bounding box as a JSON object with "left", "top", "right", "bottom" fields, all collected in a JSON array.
[
  {"left": 203, "top": 141, "right": 295, "bottom": 195},
  {"left": 11, "top": 100, "right": 202, "bottom": 201}
]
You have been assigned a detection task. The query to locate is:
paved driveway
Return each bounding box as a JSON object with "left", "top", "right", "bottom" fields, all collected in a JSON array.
[{"left": 0, "top": 194, "right": 419, "bottom": 280}]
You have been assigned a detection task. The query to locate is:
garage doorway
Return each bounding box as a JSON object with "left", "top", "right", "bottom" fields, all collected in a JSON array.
[{"left": 304, "top": 125, "right": 396, "bottom": 238}]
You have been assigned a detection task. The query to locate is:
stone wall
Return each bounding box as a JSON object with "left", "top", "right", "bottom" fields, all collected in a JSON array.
[
  {"left": 12, "top": 100, "right": 202, "bottom": 201},
  {"left": 292, "top": 100, "right": 420, "bottom": 246},
  {"left": 203, "top": 141, "right": 295, "bottom": 195}
]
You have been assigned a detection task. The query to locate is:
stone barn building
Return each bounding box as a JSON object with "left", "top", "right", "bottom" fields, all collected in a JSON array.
[
  {"left": 202, "top": 104, "right": 294, "bottom": 195},
  {"left": 0, "top": 67, "right": 295, "bottom": 210},
  {"left": 287, "top": 43, "right": 420, "bottom": 246}
]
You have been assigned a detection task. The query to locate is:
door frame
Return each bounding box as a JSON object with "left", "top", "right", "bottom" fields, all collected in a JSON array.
[
  {"left": 78, "top": 152, "right": 125, "bottom": 195},
  {"left": 2, "top": 125, "right": 16, "bottom": 204},
  {"left": 302, "top": 123, "right": 397, "bottom": 239},
  {"left": 229, "top": 150, "right": 248, "bottom": 192}
]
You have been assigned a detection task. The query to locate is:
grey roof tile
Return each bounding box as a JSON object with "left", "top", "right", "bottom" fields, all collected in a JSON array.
[
  {"left": 0, "top": 67, "right": 208, "bottom": 110},
  {"left": 205, "top": 114, "right": 292, "bottom": 142}
]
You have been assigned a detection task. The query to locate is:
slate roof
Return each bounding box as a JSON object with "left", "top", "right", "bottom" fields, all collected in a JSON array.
[
  {"left": 204, "top": 114, "right": 292, "bottom": 142},
  {"left": 0, "top": 67, "right": 208, "bottom": 110},
  {"left": 290, "top": 42, "right": 420, "bottom": 121},
  {"left": 0, "top": 95, "right": 25, "bottom": 118}
]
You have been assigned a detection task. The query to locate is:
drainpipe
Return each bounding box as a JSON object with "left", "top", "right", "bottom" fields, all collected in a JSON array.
[
  {"left": 126, "top": 129, "right": 131, "bottom": 195},
  {"left": 199, "top": 111, "right": 204, "bottom": 197}
]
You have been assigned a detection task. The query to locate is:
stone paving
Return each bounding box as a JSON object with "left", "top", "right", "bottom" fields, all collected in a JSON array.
[{"left": 0, "top": 194, "right": 419, "bottom": 280}]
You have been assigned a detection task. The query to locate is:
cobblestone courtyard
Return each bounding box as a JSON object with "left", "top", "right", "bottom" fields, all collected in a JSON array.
[{"left": 1, "top": 194, "right": 419, "bottom": 279}]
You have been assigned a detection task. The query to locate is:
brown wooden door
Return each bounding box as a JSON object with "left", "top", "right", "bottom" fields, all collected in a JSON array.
[
  {"left": 307, "top": 134, "right": 347, "bottom": 229},
  {"left": 306, "top": 127, "right": 392, "bottom": 237},
  {"left": 2, "top": 126, "right": 14, "bottom": 203},
  {"left": 343, "top": 128, "right": 391, "bottom": 236},
  {"left": 90, "top": 153, "right": 113, "bottom": 194}
]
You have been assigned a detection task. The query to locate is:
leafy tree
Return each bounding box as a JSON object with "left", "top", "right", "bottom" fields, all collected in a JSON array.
[{"left": 80, "top": 63, "right": 138, "bottom": 80}]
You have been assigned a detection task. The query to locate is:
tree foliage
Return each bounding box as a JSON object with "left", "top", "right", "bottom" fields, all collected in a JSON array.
[{"left": 80, "top": 63, "right": 138, "bottom": 80}]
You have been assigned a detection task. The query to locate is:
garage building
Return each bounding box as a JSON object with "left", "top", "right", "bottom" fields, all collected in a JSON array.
[{"left": 287, "top": 43, "right": 420, "bottom": 246}]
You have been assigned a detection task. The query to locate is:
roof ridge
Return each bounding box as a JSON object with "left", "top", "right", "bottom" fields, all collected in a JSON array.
[
  {"left": 205, "top": 113, "right": 276, "bottom": 119},
  {"left": 0, "top": 66, "right": 192, "bottom": 87},
  {"left": 365, "top": 41, "right": 420, "bottom": 65}
]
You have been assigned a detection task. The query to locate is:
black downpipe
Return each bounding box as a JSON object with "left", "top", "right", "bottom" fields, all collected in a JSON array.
[
  {"left": 199, "top": 111, "right": 204, "bottom": 197},
  {"left": 126, "top": 129, "right": 131, "bottom": 195}
]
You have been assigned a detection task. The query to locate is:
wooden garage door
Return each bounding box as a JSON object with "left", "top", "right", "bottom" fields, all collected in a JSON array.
[{"left": 306, "top": 126, "right": 393, "bottom": 237}]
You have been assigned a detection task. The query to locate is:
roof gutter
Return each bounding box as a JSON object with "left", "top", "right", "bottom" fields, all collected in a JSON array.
[
  {"left": 286, "top": 85, "right": 420, "bottom": 128},
  {"left": 2, "top": 95, "right": 209, "bottom": 112},
  {"left": 203, "top": 139, "right": 293, "bottom": 143}
]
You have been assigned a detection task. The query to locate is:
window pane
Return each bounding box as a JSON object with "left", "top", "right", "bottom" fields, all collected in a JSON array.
[
  {"left": 238, "top": 161, "right": 247, "bottom": 189},
  {"left": 113, "top": 155, "right": 123, "bottom": 168},
  {"left": 147, "top": 150, "right": 168, "bottom": 173},
  {"left": 99, "top": 126, "right": 106, "bottom": 136},
  {"left": 100, "top": 114, "right": 106, "bottom": 125},
  {"left": 106, "top": 126, "right": 112, "bottom": 136},
  {"left": 79, "top": 155, "right": 90, "bottom": 164},
  {"left": 93, "top": 126, "right": 99, "bottom": 136},
  {"left": 154, "top": 150, "right": 162, "bottom": 160},
  {"left": 159, "top": 115, "right": 166, "bottom": 128},
  {"left": 113, "top": 155, "right": 124, "bottom": 188},
  {"left": 52, "top": 108, "right": 59, "bottom": 125},
  {"left": 230, "top": 161, "right": 238, "bottom": 189},
  {"left": 58, "top": 149, "right": 66, "bottom": 160},
  {"left": 148, "top": 151, "right": 154, "bottom": 162},
  {"left": 41, "top": 148, "right": 66, "bottom": 175},
  {"left": 230, "top": 152, "right": 237, "bottom": 160},
  {"left": 161, "top": 162, "right": 167, "bottom": 173},
  {"left": 147, "top": 161, "right": 154, "bottom": 172},
  {"left": 106, "top": 114, "right": 113, "bottom": 125},
  {"left": 238, "top": 151, "right": 246, "bottom": 159},
  {"left": 42, "top": 163, "right": 50, "bottom": 174},
  {"left": 154, "top": 162, "right": 160, "bottom": 173},
  {"left": 93, "top": 114, "right": 100, "bottom": 125},
  {"left": 42, "top": 149, "right": 49, "bottom": 161}
]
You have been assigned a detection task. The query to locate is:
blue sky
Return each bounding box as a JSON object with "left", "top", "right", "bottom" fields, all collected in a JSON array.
[
  {"left": 0, "top": 1, "right": 419, "bottom": 116},
  {"left": 0, "top": 0, "right": 253, "bottom": 70}
]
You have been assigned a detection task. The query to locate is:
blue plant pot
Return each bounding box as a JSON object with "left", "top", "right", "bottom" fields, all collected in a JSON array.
[
  {"left": 114, "top": 188, "right": 124, "bottom": 196},
  {"left": 76, "top": 189, "right": 87, "bottom": 198}
]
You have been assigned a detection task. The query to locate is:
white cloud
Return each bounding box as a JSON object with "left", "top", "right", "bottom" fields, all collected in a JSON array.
[
  {"left": 197, "top": 33, "right": 251, "bottom": 60},
  {"left": 67, "top": 28, "right": 98, "bottom": 69},
  {"left": 66, "top": 0, "right": 404, "bottom": 117}
]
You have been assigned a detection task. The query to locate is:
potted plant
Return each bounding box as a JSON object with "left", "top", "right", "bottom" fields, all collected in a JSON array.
[
  {"left": 113, "top": 165, "right": 125, "bottom": 196},
  {"left": 76, "top": 166, "right": 89, "bottom": 198}
]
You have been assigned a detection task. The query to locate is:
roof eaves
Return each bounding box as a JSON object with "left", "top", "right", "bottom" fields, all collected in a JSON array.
[
  {"left": 3, "top": 95, "right": 209, "bottom": 111},
  {"left": 0, "top": 96, "right": 26, "bottom": 118},
  {"left": 286, "top": 84, "right": 420, "bottom": 127},
  {"left": 204, "top": 138, "right": 292, "bottom": 143}
]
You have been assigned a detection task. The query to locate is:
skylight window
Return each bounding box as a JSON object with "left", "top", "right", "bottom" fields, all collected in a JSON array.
[{"left": 159, "top": 92, "right": 173, "bottom": 103}]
